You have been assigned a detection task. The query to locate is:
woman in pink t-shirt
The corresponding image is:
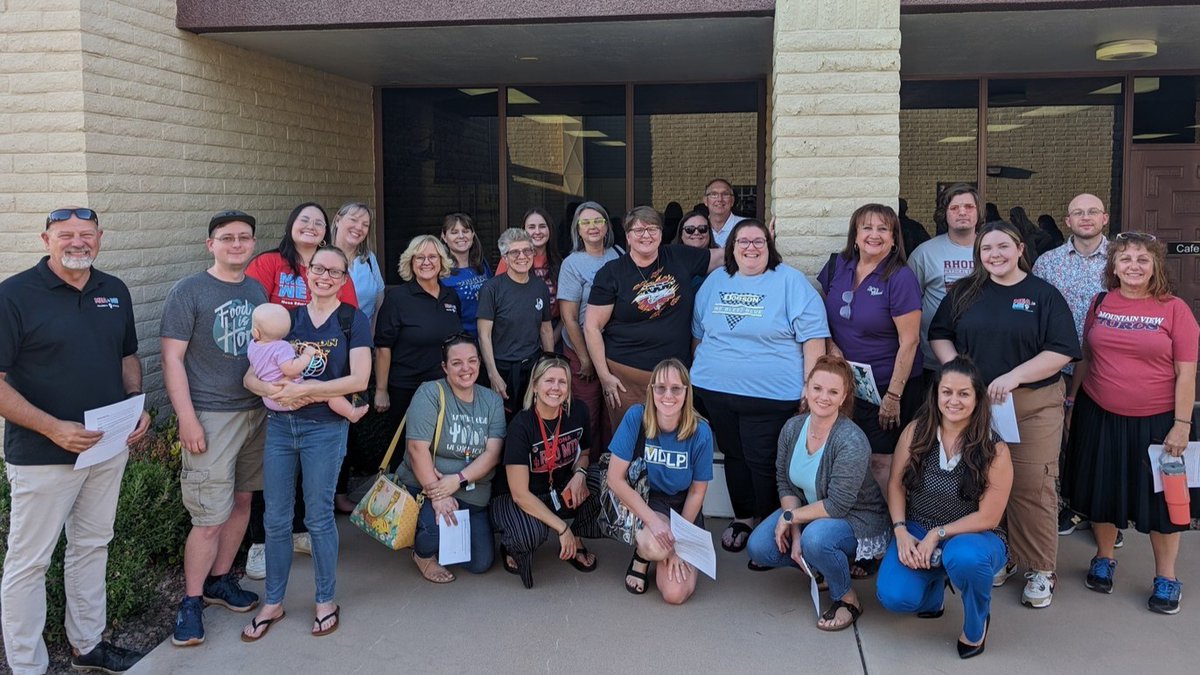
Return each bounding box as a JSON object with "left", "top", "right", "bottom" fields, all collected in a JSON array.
[{"left": 1064, "top": 232, "right": 1198, "bottom": 615}]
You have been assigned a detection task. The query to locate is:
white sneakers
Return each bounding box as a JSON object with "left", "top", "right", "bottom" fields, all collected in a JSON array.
[
  {"left": 245, "top": 543, "right": 266, "bottom": 580},
  {"left": 1021, "top": 570, "right": 1057, "bottom": 608},
  {"left": 292, "top": 532, "right": 313, "bottom": 556},
  {"left": 992, "top": 562, "right": 1018, "bottom": 588}
]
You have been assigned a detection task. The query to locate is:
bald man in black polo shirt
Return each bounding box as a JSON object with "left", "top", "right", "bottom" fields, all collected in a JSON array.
[{"left": 0, "top": 208, "right": 149, "bottom": 675}]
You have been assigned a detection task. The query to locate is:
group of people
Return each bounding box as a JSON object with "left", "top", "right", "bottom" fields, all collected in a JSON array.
[{"left": 0, "top": 178, "right": 1196, "bottom": 672}]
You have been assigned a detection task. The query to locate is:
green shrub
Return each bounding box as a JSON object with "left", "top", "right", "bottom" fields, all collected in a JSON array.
[{"left": 0, "top": 410, "right": 188, "bottom": 643}]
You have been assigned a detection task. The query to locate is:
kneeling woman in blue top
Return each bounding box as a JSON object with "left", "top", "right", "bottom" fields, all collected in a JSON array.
[
  {"left": 745, "top": 355, "right": 889, "bottom": 631},
  {"left": 876, "top": 357, "right": 1013, "bottom": 659},
  {"left": 608, "top": 358, "right": 714, "bottom": 605}
]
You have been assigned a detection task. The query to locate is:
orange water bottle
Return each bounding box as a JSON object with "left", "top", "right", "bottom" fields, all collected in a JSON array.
[{"left": 1161, "top": 454, "right": 1191, "bottom": 526}]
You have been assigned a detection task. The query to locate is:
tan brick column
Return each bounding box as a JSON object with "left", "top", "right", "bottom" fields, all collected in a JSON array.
[{"left": 769, "top": 0, "right": 901, "bottom": 273}]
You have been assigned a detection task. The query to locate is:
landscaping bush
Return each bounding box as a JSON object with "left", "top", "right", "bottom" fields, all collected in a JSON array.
[{"left": 0, "top": 411, "right": 188, "bottom": 644}]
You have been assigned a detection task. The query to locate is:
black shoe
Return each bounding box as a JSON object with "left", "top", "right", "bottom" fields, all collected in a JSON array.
[
  {"left": 1113, "top": 530, "right": 1124, "bottom": 549},
  {"left": 71, "top": 640, "right": 143, "bottom": 673},
  {"left": 1058, "top": 507, "right": 1085, "bottom": 535},
  {"left": 957, "top": 615, "right": 989, "bottom": 659}
]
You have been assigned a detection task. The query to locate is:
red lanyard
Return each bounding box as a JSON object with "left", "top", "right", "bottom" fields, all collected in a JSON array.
[{"left": 536, "top": 412, "right": 563, "bottom": 476}]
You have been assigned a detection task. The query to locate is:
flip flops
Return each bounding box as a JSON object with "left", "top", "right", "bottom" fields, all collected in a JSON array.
[
  {"left": 312, "top": 606, "right": 340, "bottom": 637},
  {"left": 721, "top": 522, "right": 753, "bottom": 553},
  {"left": 240, "top": 611, "right": 286, "bottom": 643},
  {"left": 566, "top": 546, "right": 598, "bottom": 573},
  {"left": 817, "top": 600, "right": 862, "bottom": 632}
]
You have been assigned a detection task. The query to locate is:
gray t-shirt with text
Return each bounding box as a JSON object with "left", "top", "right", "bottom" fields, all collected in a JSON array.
[
  {"left": 907, "top": 234, "right": 975, "bottom": 368},
  {"left": 160, "top": 271, "right": 267, "bottom": 411}
]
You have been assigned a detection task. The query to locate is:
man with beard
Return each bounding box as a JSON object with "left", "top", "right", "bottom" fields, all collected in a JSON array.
[{"left": 0, "top": 208, "right": 149, "bottom": 674}]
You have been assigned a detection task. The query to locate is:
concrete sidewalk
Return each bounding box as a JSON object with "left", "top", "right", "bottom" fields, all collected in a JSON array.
[{"left": 132, "top": 519, "right": 1200, "bottom": 674}]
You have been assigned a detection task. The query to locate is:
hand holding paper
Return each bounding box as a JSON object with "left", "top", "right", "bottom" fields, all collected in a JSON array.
[
  {"left": 669, "top": 510, "right": 717, "bottom": 580},
  {"left": 75, "top": 395, "right": 146, "bottom": 470}
]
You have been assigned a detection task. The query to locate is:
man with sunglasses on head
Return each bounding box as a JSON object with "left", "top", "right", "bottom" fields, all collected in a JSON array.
[
  {"left": 703, "top": 178, "right": 746, "bottom": 248},
  {"left": 1032, "top": 194, "right": 1111, "bottom": 538},
  {"left": 159, "top": 210, "right": 268, "bottom": 647},
  {"left": 0, "top": 207, "right": 150, "bottom": 674}
]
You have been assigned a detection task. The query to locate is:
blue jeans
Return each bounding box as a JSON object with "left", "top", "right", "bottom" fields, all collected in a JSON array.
[
  {"left": 406, "top": 485, "right": 494, "bottom": 574},
  {"left": 746, "top": 509, "right": 859, "bottom": 601},
  {"left": 263, "top": 412, "right": 348, "bottom": 605},
  {"left": 876, "top": 523, "right": 1007, "bottom": 643}
]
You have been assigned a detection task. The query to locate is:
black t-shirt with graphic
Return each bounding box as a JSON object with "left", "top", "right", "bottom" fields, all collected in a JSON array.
[
  {"left": 499, "top": 402, "right": 591, "bottom": 501},
  {"left": 588, "top": 245, "right": 710, "bottom": 371}
]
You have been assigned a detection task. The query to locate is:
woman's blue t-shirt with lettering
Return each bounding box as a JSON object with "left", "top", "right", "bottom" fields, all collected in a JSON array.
[{"left": 609, "top": 404, "right": 714, "bottom": 497}]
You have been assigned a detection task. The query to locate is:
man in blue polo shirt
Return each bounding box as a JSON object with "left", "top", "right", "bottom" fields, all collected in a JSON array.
[{"left": 0, "top": 208, "right": 150, "bottom": 674}]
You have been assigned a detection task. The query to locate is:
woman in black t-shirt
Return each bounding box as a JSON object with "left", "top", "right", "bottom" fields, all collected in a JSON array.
[
  {"left": 928, "top": 221, "right": 1079, "bottom": 610},
  {"left": 489, "top": 354, "right": 602, "bottom": 588},
  {"left": 584, "top": 206, "right": 723, "bottom": 428}
]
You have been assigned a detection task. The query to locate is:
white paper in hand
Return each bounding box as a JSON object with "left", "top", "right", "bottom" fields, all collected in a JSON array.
[
  {"left": 1148, "top": 443, "right": 1200, "bottom": 492},
  {"left": 669, "top": 510, "right": 717, "bottom": 580},
  {"left": 848, "top": 361, "right": 882, "bottom": 406},
  {"left": 438, "top": 509, "right": 471, "bottom": 565},
  {"left": 796, "top": 554, "right": 822, "bottom": 619},
  {"left": 76, "top": 394, "right": 145, "bottom": 470},
  {"left": 990, "top": 397, "right": 1021, "bottom": 443}
]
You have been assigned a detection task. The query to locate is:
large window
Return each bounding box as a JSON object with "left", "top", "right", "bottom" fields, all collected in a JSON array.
[
  {"left": 899, "top": 80, "right": 979, "bottom": 231},
  {"left": 1132, "top": 76, "right": 1200, "bottom": 145},
  {"left": 986, "top": 78, "right": 1124, "bottom": 231}
]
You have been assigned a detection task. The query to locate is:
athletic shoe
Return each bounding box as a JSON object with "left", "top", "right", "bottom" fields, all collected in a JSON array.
[
  {"left": 1085, "top": 557, "right": 1116, "bottom": 594},
  {"left": 1114, "top": 530, "right": 1124, "bottom": 549},
  {"left": 1022, "top": 570, "right": 1056, "bottom": 608},
  {"left": 1058, "top": 508, "right": 1085, "bottom": 535},
  {"left": 202, "top": 572, "right": 259, "bottom": 612},
  {"left": 171, "top": 596, "right": 205, "bottom": 647},
  {"left": 293, "top": 532, "right": 313, "bottom": 556},
  {"left": 245, "top": 543, "right": 266, "bottom": 580},
  {"left": 1148, "top": 576, "right": 1182, "bottom": 615},
  {"left": 992, "top": 562, "right": 1018, "bottom": 588},
  {"left": 71, "top": 641, "right": 143, "bottom": 673}
]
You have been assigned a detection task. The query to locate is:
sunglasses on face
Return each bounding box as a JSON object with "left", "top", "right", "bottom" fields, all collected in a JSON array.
[
  {"left": 682, "top": 224, "right": 710, "bottom": 236},
  {"left": 46, "top": 208, "right": 99, "bottom": 228}
]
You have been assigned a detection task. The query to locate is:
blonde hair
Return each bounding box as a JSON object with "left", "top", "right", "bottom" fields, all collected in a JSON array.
[
  {"left": 397, "top": 234, "right": 452, "bottom": 282},
  {"left": 522, "top": 355, "right": 572, "bottom": 414},
  {"left": 331, "top": 202, "right": 374, "bottom": 261},
  {"left": 643, "top": 358, "right": 700, "bottom": 441}
]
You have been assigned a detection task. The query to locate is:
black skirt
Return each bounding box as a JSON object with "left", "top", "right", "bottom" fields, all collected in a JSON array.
[{"left": 1063, "top": 390, "right": 1199, "bottom": 534}]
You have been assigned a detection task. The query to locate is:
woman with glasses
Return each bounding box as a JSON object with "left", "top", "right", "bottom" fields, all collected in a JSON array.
[
  {"left": 373, "top": 235, "right": 463, "bottom": 445},
  {"left": 745, "top": 355, "right": 889, "bottom": 630},
  {"left": 1064, "top": 232, "right": 1198, "bottom": 614},
  {"left": 817, "top": 205, "right": 923, "bottom": 498},
  {"left": 584, "top": 206, "right": 723, "bottom": 429},
  {"left": 691, "top": 218, "right": 829, "bottom": 554},
  {"left": 241, "top": 247, "right": 371, "bottom": 641},
  {"left": 929, "top": 221, "right": 1079, "bottom": 610},
  {"left": 246, "top": 202, "right": 359, "bottom": 310},
  {"left": 608, "top": 359, "right": 713, "bottom": 604},
  {"left": 489, "top": 354, "right": 600, "bottom": 588},
  {"left": 478, "top": 228, "right": 555, "bottom": 420},
  {"left": 439, "top": 212, "right": 492, "bottom": 338},
  {"left": 558, "top": 202, "right": 621, "bottom": 458},
  {"left": 396, "top": 334, "right": 506, "bottom": 583},
  {"left": 497, "top": 208, "right": 562, "bottom": 332}
]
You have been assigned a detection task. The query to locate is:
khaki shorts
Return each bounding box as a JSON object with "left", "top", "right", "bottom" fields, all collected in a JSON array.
[{"left": 180, "top": 408, "right": 266, "bottom": 527}]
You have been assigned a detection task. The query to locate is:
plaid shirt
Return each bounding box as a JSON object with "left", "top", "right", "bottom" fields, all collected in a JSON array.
[{"left": 1032, "top": 236, "right": 1108, "bottom": 375}]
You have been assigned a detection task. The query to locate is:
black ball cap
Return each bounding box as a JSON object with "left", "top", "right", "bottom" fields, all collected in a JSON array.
[{"left": 208, "top": 210, "right": 256, "bottom": 235}]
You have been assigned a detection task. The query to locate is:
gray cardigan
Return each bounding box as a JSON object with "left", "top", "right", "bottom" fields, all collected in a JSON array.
[{"left": 775, "top": 413, "right": 890, "bottom": 556}]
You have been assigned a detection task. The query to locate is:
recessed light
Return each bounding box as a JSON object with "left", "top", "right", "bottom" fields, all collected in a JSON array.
[
  {"left": 565, "top": 130, "right": 607, "bottom": 138},
  {"left": 937, "top": 136, "right": 976, "bottom": 144},
  {"left": 517, "top": 55, "right": 539, "bottom": 62},
  {"left": 1132, "top": 133, "right": 1176, "bottom": 140},
  {"left": 1095, "top": 39, "right": 1157, "bottom": 61},
  {"left": 458, "top": 88, "right": 498, "bottom": 96},
  {"left": 986, "top": 124, "right": 1026, "bottom": 133},
  {"left": 594, "top": 140, "right": 626, "bottom": 147},
  {"left": 507, "top": 88, "right": 539, "bottom": 105}
]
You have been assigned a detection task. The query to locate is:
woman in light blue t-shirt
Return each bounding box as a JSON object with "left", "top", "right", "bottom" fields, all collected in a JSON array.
[
  {"left": 691, "top": 219, "right": 830, "bottom": 556},
  {"left": 607, "top": 359, "right": 713, "bottom": 604}
]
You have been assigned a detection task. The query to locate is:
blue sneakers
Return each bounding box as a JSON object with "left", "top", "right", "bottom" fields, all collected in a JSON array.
[
  {"left": 1085, "top": 557, "right": 1116, "bottom": 594},
  {"left": 1148, "top": 576, "right": 1182, "bottom": 615},
  {"left": 202, "top": 572, "right": 260, "bottom": 612},
  {"left": 171, "top": 596, "right": 205, "bottom": 647}
]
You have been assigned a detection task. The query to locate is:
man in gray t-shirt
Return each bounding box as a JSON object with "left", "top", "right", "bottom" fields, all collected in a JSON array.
[{"left": 159, "top": 211, "right": 268, "bottom": 646}]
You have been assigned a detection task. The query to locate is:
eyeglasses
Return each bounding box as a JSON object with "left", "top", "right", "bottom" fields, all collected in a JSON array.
[
  {"left": 309, "top": 264, "right": 346, "bottom": 279},
  {"left": 1068, "top": 208, "right": 1106, "bottom": 218},
  {"left": 682, "top": 224, "right": 710, "bottom": 236},
  {"left": 736, "top": 238, "right": 768, "bottom": 249},
  {"left": 46, "top": 208, "right": 99, "bottom": 228},
  {"left": 213, "top": 234, "right": 255, "bottom": 245},
  {"left": 705, "top": 191, "right": 733, "bottom": 200},
  {"left": 505, "top": 247, "right": 535, "bottom": 259},
  {"left": 839, "top": 290, "right": 854, "bottom": 320},
  {"left": 577, "top": 218, "right": 607, "bottom": 227},
  {"left": 1115, "top": 231, "right": 1156, "bottom": 241},
  {"left": 652, "top": 384, "right": 687, "bottom": 397},
  {"left": 628, "top": 226, "right": 661, "bottom": 238},
  {"left": 413, "top": 254, "right": 441, "bottom": 263}
]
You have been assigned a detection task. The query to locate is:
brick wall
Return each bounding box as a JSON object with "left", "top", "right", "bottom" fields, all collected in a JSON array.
[
  {"left": 640, "top": 112, "right": 757, "bottom": 210},
  {"left": 0, "top": 0, "right": 375, "bottom": 408},
  {"left": 769, "top": 0, "right": 901, "bottom": 275}
]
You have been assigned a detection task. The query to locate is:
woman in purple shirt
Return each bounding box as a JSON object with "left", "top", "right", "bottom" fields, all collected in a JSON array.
[{"left": 818, "top": 204, "right": 924, "bottom": 502}]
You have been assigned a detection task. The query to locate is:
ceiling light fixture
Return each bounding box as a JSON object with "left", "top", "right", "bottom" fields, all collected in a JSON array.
[{"left": 1095, "top": 39, "right": 1157, "bottom": 62}]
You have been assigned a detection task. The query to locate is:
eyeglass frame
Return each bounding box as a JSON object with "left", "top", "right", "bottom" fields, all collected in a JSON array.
[
  {"left": 309, "top": 263, "right": 347, "bottom": 279},
  {"left": 839, "top": 290, "right": 854, "bottom": 320}
]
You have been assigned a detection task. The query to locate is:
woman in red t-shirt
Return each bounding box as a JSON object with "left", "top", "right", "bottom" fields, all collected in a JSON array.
[
  {"left": 245, "top": 202, "right": 358, "bottom": 309},
  {"left": 1064, "top": 232, "right": 1199, "bottom": 615}
]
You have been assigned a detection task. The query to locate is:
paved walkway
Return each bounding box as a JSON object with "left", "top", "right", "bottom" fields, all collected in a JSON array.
[{"left": 132, "top": 518, "right": 1200, "bottom": 674}]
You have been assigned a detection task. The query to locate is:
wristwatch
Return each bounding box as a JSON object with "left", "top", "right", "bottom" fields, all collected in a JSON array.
[
  {"left": 937, "top": 526, "right": 947, "bottom": 540},
  {"left": 457, "top": 472, "right": 468, "bottom": 489},
  {"left": 782, "top": 509, "right": 795, "bottom": 523}
]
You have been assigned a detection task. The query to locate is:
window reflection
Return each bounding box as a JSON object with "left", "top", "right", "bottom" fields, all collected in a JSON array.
[
  {"left": 1132, "top": 76, "right": 1200, "bottom": 144},
  {"left": 900, "top": 80, "right": 979, "bottom": 232}
]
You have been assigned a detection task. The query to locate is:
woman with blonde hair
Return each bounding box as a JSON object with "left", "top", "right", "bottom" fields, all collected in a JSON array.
[{"left": 607, "top": 358, "right": 714, "bottom": 604}]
